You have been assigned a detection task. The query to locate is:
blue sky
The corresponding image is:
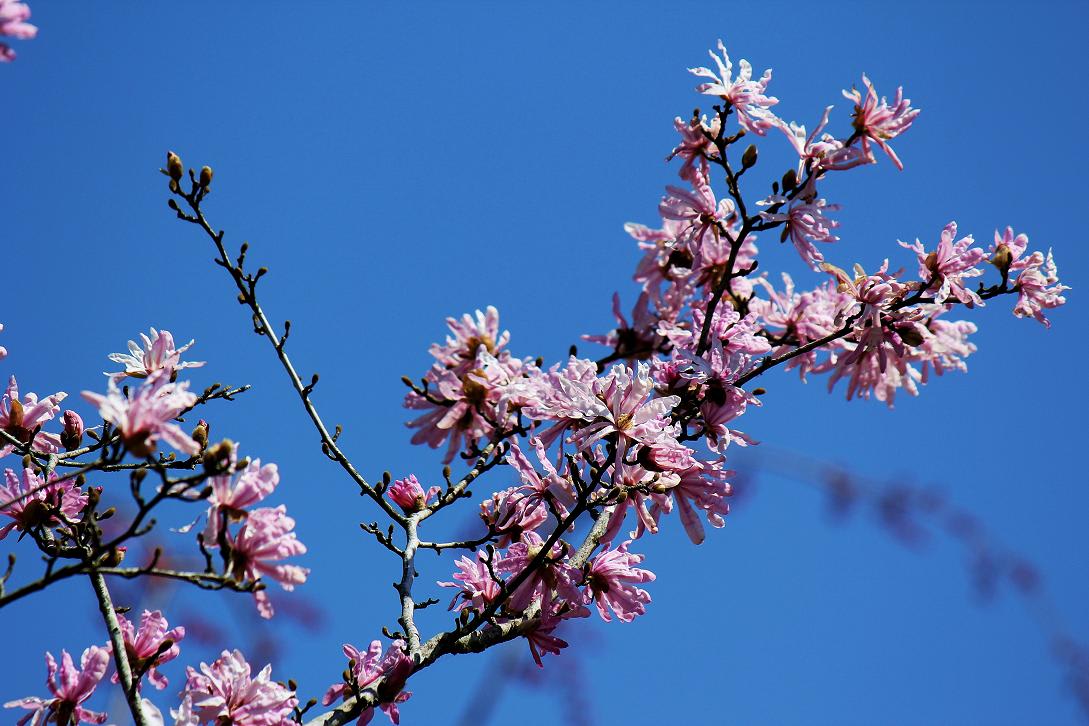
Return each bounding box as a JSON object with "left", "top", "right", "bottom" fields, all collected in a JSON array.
[{"left": 2, "top": 2, "right": 1087, "bottom": 724}]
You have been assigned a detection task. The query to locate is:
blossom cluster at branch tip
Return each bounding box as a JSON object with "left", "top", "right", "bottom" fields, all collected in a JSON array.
[
  {"left": 176, "top": 649, "right": 297, "bottom": 725},
  {"left": 4, "top": 646, "right": 110, "bottom": 725},
  {"left": 107, "top": 328, "right": 205, "bottom": 382},
  {"left": 0, "top": 0, "right": 36, "bottom": 62},
  {"left": 81, "top": 370, "right": 199, "bottom": 457}
]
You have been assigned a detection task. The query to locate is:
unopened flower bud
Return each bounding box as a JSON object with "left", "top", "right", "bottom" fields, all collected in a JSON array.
[
  {"left": 991, "top": 244, "right": 1013, "bottom": 273},
  {"left": 191, "top": 419, "right": 209, "bottom": 450},
  {"left": 60, "top": 410, "right": 84, "bottom": 451},
  {"left": 741, "top": 143, "right": 758, "bottom": 169},
  {"left": 199, "top": 165, "right": 214, "bottom": 188},
  {"left": 103, "top": 545, "right": 126, "bottom": 568},
  {"left": 202, "top": 439, "right": 235, "bottom": 472},
  {"left": 781, "top": 169, "right": 798, "bottom": 193},
  {"left": 166, "top": 151, "right": 184, "bottom": 182}
]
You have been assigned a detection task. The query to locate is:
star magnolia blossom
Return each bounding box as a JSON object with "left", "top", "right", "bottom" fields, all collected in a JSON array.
[
  {"left": 901, "top": 221, "right": 987, "bottom": 307},
  {"left": 0, "top": 0, "right": 36, "bottom": 62},
  {"left": 322, "top": 640, "right": 412, "bottom": 726},
  {"left": 437, "top": 551, "right": 503, "bottom": 612},
  {"left": 843, "top": 74, "right": 920, "bottom": 171},
  {"left": 428, "top": 305, "right": 511, "bottom": 372},
  {"left": 689, "top": 39, "right": 779, "bottom": 134},
  {"left": 81, "top": 370, "right": 199, "bottom": 457},
  {"left": 196, "top": 444, "right": 280, "bottom": 541},
  {"left": 0, "top": 375, "right": 66, "bottom": 456},
  {"left": 0, "top": 467, "right": 87, "bottom": 539},
  {"left": 585, "top": 541, "right": 655, "bottom": 623},
  {"left": 758, "top": 195, "right": 841, "bottom": 268},
  {"left": 497, "top": 531, "right": 586, "bottom": 616},
  {"left": 989, "top": 227, "right": 1070, "bottom": 327},
  {"left": 114, "top": 610, "right": 185, "bottom": 691},
  {"left": 177, "top": 649, "right": 296, "bottom": 726},
  {"left": 386, "top": 474, "right": 440, "bottom": 513},
  {"left": 4, "top": 647, "right": 110, "bottom": 726},
  {"left": 225, "top": 505, "right": 309, "bottom": 619},
  {"left": 107, "top": 328, "right": 205, "bottom": 381}
]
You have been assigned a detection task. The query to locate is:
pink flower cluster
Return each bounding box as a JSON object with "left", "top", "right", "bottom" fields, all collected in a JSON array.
[
  {"left": 176, "top": 649, "right": 297, "bottom": 725},
  {"left": 322, "top": 640, "right": 413, "bottom": 725},
  {"left": 0, "top": 0, "right": 35, "bottom": 62}
]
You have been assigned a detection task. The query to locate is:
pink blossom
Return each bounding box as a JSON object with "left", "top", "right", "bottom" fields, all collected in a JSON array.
[
  {"left": 505, "top": 438, "right": 576, "bottom": 517},
  {"left": 843, "top": 75, "right": 920, "bottom": 171},
  {"left": 437, "top": 551, "right": 502, "bottom": 612},
  {"left": 528, "top": 362, "right": 680, "bottom": 461},
  {"left": 180, "top": 649, "right": 297, "bottom": 725},
  {"left": 523, "top": 614, "right": 569, "bottom": 667},
  {"left": 0, "top": 375, "right": 66, "bottom": 456},
  {"left": 900, "top": 221, "right": 987, "bottom": 307},
  {"left": 4, "top": 646, "right": 110, "bottom": 725},
  {"left": 775, "top": 108, "right": 870, "bottom": 173},
  {"left": 689, "top": 40, "right": 779, "bottom": 135},
  {"left": 912, "top": 313, "right": 977, "bottom": 382},
  {"left": 758, "top": 196, "right": 840, "bottom": 268},
  {"left": 585, "top": 541, "right": 655, "bottom": 622},
  {"left": 699, "top": 385, "right": 758, "bottom": 453},
  {"left": 480, "top": 485, "right": 550, "bottom": 546},
  {"left": 0, "top": 467, "right": 87, "bottom": 539},
  {"left": 601, "top": 462, "right": 677, "bottom": 543},
  {"left": 0, "top": 1, "right": 36, "bottom": 63},
  {"left": 386, "top": 474, "right": 440, "bottom": 513},
  {"left": 497, "top": 531, "right": 585, "bottom": 616},
  {"left": 107, "top": 328, "right": 205, "bottom": 381},
  {"left": 666, "top": 113, "right": 721, "bottom": 181},
  {"left": 226, "top": 505, "right": 309, "bottom": 619},
  {"left": 659, "top": 168, "right": 735, "bottom": 248},
  {"left": 199, "top": 444, "right": 279, "bottom": 541},
  {"left": 81, "top": 371, "right": 199, "bottom": 458},
  {"left": 428, "top": 306, "right": 510, "bottom": 373},
  {"left": 113, "top": 610, "right": 185, "bottom": 691},
  {"left": 405, "top": 351, "right": 524, "bottom": 463},
  {"left": 656, "top": 461, "right": 733, "bottom": 545},
  {"left": 322, "top": 640, "right": 412, "bottom": 725},
  {"left": 1012, "top": 249, "right": 1068, "bottom": 327}
]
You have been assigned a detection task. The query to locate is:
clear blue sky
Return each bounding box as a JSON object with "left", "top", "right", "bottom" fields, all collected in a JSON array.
[{"left": 2, "top": 2, "right": 1087, "bottom": 724}]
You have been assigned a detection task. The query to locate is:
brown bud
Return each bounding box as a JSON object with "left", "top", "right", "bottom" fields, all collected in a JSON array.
[
  {"left": 166, "top": 151, "right": 184, "bottom": 182},
  {"left": 199, "top": 165, "right": 214, "bottom": 188},
  {"left": 191, "top": 419, "right": 209, "bottom": 450},
  {"left": 741, "top": 143, "right": 758, "bottom": 169},
  {"left": 897, "top": 325, "right": 926, "bottom": 347},
  {"left": 991, "top": 244, "right": 1013, "bottom": 273},
  {"left": 103, "top": 546, "right": 126, "bottom": 568},
  {"left": 202, "top": 439, "right": 235, "bottom": 472},
  {"left": 781, "top": 169, "right": 798, "bottom": 193}
]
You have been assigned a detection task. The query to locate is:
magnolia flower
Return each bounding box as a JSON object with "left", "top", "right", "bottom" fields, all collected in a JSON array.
[
  {"left": 582, "top": 292, "right": 664, "bottom": 363},
  {"left": 226, "top": 505, "right": 309, "bottom": 619},
  {"left": 775, "top": 108, "right": 870, "bottom": 174},
  {"left": 843, "top": 75, "right": 920, "bottom": 170},
  {"left": 0, "top": 375, "right": 66, "bottom": 456},
  {"left": 107, "top": 328, "right": 205, "bottom": 381},
  {"left": 0, "top": 467, "right": 87, "bottom": 539},
  {"left": 1012, "top": 249, "right": 1068, "bottom": 327},
  {"left": 180, "top": 649, "right": 297, "bottom": 725},
  {"left": 497, "top": 531, "right": 585, "bottom": 616},
  {"left": 666, "top": 113, "right": 721, "bottom": 181},
  {"left": 523, "top": 613, "right": 569, "bottom": 667},
  {"left": 659, "top": 169, "right": 735, "bottom": 247},
  {"left": 4, "top": 646, "right": 110, "bottom": 725},
  {"left": 199, "top": 445, "right": 279, "bottom": 542},
  {"left": 113, "top": 610, "right": 185, "bottom": 691},
  {"left": 387, "top": 474, "right": 440, "bottom": 513},
  {"left": 81, "top": 371, "right": 199, "bottom": 457},
  {"left": 479, "top": 486, "right": 549, "bottom": 546},
  {"left": 656, "top": 461, "right": 733, "bottom": 545},
  {"left": 438, "top": 551, "right": 503, "bottom": 612},
  {"left": 0, "top": 0, "right": 36, "bottom": 62},
  {"left": 601, "top": 461, "right": 678, "bottom": 543},
  {"left": 900, "top": 221, "right": 987, "bottom": 307},
  {"left": 689, "top": 39, "right": 779, "bottom": 135},
  {"left": 758, "top": 196, "right": 841, "bottom": 268},
  {"left": 585, "top": 541, "right": 655, "bottom": 622},
  {"left": 428, "top": 306, "right": 510, "bottom": 372},
  {"left": 322, "top": 640, "right": 412, "bottom": 725}
]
